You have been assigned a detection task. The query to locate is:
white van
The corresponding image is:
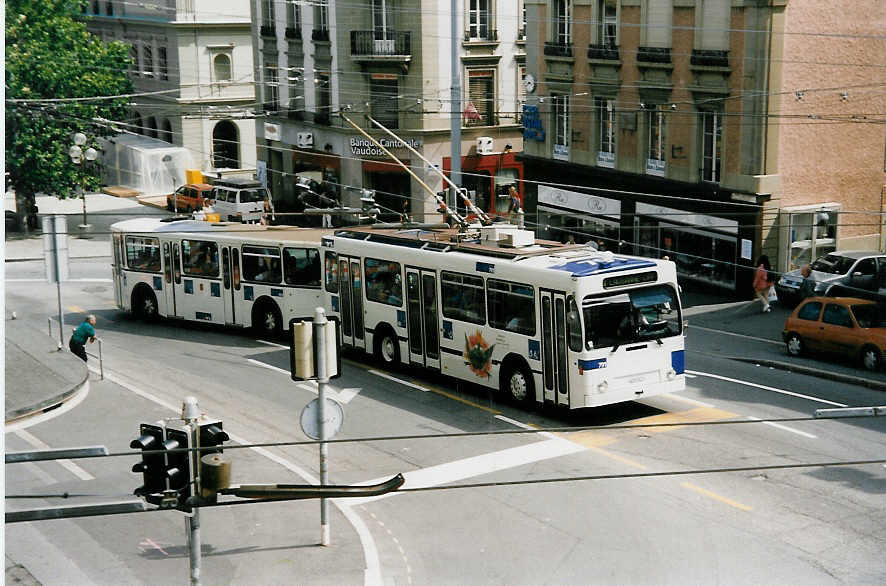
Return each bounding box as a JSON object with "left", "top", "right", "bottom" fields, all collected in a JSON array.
[{"left": 209, "top": 178, "right": 274, "bottom": 223}]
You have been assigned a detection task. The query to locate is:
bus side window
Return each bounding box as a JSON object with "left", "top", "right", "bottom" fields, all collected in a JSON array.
[
  {"left": 232, "top": 249, "right": 241, "bottom": 290},
  {"left": 487, "top": 279, "right": 535, "bottom": 335},
  {"left": 565, "top": 296, "right": 582, "bottom": 351},
  {"left": 365, "top": 258, "right": 402, "bottom": 306},
  {"left": 173, "top": 243, "right": 181, "bottom": 284},
  {"left": 441, "top": 271, "right": 485, "bottom": 324},
  {"left": 222, "top": 248, "right": 230, "bottom": 289},
  {"left": 283, "top": 247, "right": 321, "bottom": 287},
  {"left": 325, "top": 252, "right": 338, "bottom": 292},
  {"left": 163, "top": 242, "right": 172, "bottom": 283}
]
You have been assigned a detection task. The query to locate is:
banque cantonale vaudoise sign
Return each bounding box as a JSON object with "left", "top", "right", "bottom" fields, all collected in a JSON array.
[{"left": 350, "top": 136, "right": 422, "bottom": 157}]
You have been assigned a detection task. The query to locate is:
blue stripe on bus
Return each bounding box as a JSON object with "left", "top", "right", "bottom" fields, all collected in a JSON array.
[
  {"left": 153, "top": 276, "right": 162, "bottom": 291},
  {"left": 440, "top": 346, "right": 462, "bottom": 356},
  {"left": 184, "top": 280, "right": 194, "bottom": 294},
  {"left": 211, "top": 282, "right": 220, "bottom": 297},
  {"left": 549, "top": 259, "right": 656, "bottom": 277},
  {"left": 578, "top": 358, "right": 607, "bottom": 370},
  {"left": 671, "top": 350, "right": 685, "bottom": 374},
  {"left": 397, "top": 310, "right": 406, "bottom": 328},
  {"left": 244, "top": 286, "right": 254, "bottom": 301}
]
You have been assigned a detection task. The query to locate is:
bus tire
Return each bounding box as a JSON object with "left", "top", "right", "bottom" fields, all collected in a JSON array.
[
  {"left": 501, "top": 359, "right": 535, "bottom": 406},
  {"left": 373, "top": 325, "right": 400, "bottom": 367},
  {"left": 252, "top": 299, "right": 283, "bottom": 339},
  {"left": 132, "top": 286, "right": 159, "bottom": 321}
]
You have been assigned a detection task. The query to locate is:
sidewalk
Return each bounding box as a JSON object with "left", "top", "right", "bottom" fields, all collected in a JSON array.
[{"left": 4, "top": 317, "right": 89, "bottom": 423}]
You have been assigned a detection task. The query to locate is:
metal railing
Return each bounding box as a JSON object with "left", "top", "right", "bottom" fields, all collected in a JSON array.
[
  {"left": 350, "top": 30, "right": 411, "bottom": 57},
  {"left": 49, "top": 317, "right": 104, "bottom": 380}
]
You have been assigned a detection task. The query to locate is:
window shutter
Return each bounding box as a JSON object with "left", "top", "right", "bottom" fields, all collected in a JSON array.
[
  {"left": 645, "top": 0, "right": 672, "bottom": 48},
  {"left": 468, "top": 70, "right": 494, "bottom": 126}
]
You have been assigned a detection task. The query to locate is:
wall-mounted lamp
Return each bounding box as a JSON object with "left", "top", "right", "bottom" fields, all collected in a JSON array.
[{"left": 670, "top": 103, "right": 678, "bottom": 110}]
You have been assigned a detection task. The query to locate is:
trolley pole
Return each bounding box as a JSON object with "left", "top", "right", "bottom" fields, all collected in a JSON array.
[
  {"left": 314, "top": 307, "right": 331, "bottom": 546},
  {"left": 182, "top": 397, "right": 202, "bottom": 586}
]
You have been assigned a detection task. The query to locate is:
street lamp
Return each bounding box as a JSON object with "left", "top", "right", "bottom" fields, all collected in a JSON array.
[{"left": 68, "top": 132, "right": 99, "bottom": 236}]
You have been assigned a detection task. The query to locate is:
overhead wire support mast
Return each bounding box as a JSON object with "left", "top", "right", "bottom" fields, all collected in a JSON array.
[
  {"left": 365, "top": 115, "right": 493, "bottom": 226},
  {"left": 340, "top": 113, "right": 470, "bottom": 230}
]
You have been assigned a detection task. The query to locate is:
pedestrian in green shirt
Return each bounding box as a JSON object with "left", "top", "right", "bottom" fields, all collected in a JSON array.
[{"left": 69, "top": 315, "right": 97, "bottom": 362}]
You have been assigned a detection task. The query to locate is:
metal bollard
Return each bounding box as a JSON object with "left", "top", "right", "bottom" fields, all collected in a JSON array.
[
  {"left": 48, "top": 317, "right": 52, "bottom": 338},
  {"left": 97, "top": 339, "right": 104, "bottom": 380}
]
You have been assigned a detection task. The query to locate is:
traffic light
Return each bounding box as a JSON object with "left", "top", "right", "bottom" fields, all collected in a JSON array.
[
  {"left": 163, "top": 425, "right": 192, "bottom": 508},
  {"left": 198, "top": 419, "right": 229, "bottom": 456},
  {"left": 131, "top": 423, "right": 166, "bottom": 506}
]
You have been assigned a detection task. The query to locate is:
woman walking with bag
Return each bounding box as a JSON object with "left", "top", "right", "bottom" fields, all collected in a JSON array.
[{"left": 753, "top": 255, "right": 773, "bottom": 313}]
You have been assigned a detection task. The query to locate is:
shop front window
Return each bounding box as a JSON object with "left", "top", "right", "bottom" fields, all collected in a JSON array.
[{"left": 783, "top": 207, "right": 839, "bottom": 271}]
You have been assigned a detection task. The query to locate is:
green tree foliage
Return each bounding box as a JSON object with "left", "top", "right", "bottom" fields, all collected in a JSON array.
[{"left": 5, "top": 0, "right": 132, "bottom": 212}]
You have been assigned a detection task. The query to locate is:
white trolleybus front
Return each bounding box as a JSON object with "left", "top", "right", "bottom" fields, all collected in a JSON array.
[
  {"left": 110, "top": 218, "right": 331, "bottom": 337},
  {"left": 322, "top": 224, "right": 685, "bottom": 409}
]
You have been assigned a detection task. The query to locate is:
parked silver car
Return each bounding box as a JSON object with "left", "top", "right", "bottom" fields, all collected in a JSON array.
[{"left": 775, "top": 251, "right": 886, "bottom": 306}]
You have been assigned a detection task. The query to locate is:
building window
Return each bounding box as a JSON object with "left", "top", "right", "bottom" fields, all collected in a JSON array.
[
  {"left": 265, "top": 63, "right": 279, "bottom": 111},
  {"left": 106, "top": 0, "right": 114, "bottom": 16},
  {"left": 519, "top": 1, "right": 527, "bottom": 38},
  {"left": 288, "top": 66, "right": 304, "bottom": 114},
  {"left": 262, "top": 0, "right": 274, "bottom": 28},
  {"left": 595, "top": 97, "right": 616, "bottom": 167},
  {"left": 213, "top": 120, "right": 240, "bottom": 168},
  {"left": 142, "top": 43, "right": 154, "bottom": 77},
  {"left": 315, "top": 72, "right": 330, "bottom": 124},
  {"left": 645, "top": 0, "right": 673, "bottom": 48},
  {"left": 648, "top": 105, "right": 665, "bottom": 161},
  {"left": 597, "top": 0, "right": 617, "bottom": 48},
  {"left": 466, "top": 70, "right": 495, "bottom": 127},
  {"left": 373, "top": 0, "right": 394, "bottom": 40},
  {"left": 553, "top": 94, "right": 570, "bottom": 149},
  {"left": 214, "top": 54, "right": 232, "bottom": 82},
  {"left": 158, "top": 47, "right": 168, "bottom": 81},
  {"left": 162, "top": 119, "right": 173, "bottom": 143},
  {"left": 468, "top": 0, "right": 491, "bottom": 40},
  {"left": 315, "top": 0, "right": 329, "bottom": 32},
  {"left": 370, "top": 74, "right": 399, "bottom": 129},
  {"left": 129, "top": 44, "right": 140, "bottom": 77},
  {"left": 287, "top": 0, "right": 300, "bottom": 30},
  {"left": 554, "top": 0, "right": 571, "bottom": 46},
  {"left": 516, "top": 66, "right": 527, "bottom": 123},
  {"left": 701, "top": 109, "right": 722, "bottom": 182}
]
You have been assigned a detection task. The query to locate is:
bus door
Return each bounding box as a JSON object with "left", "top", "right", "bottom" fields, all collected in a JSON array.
[
  {"left": 162, "top": 241, "right": 178, "bottom": 317},
  {"left": 337, "top": 256, "right": 365, "bottom": 351},
  {"left": 405, "top": 268, "right": 440, "bottom": 370},
  {"left": 540, "top": 290, "right": 570, "bottom": 406},
  {"left": 112, "top": 233, "right": 124, "bottom": 308},
  {"left": 220, "top": 246, "right": 236, "bottom": 325}
]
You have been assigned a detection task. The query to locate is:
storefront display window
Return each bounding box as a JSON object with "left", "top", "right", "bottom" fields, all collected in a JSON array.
[
  {"left": 781, "top": 205, "right": 839, "bottom": 271},
  {"left": 538, "top": 208, "right": 620, "bottom": 248}
]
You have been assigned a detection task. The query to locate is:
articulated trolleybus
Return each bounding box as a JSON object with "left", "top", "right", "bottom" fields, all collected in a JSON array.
[
  {"left": 323, "top": 224, "right": 685, "bottom": 409},
  {"left": 111, "top": 218, "right": 330, "bottom": 337}
]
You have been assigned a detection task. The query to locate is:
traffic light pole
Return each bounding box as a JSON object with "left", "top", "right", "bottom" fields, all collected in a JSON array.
[
  {"left": 182, "top": 397, "right": 202, "bottom": 586},
  {"left": 314, "top": 308, "right": 331, "bottom": 546}
]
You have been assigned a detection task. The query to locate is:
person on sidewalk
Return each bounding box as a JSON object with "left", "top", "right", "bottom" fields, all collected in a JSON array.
[
  {"left": 69, "top": 315, "right": 97, "bottom": 362},
  {"left": 799, "top": 264, "right": 815, "bottom": 300},
  {"left": 753, "top": 255, "right": 773, "bottom": 313}
]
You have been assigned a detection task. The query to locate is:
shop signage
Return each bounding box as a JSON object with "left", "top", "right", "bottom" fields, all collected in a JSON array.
[
  {"left": 264, "top": 122, "right": 281, "bottom": 142},
  {"left": 522, "top": 105, "right": 545, "bottom": 141},
  {"left": 636, "top": 202, "right": 739, "bottom": 234},
  {"left": 349, "top": 136, "right": 422, "bottom": 157},
  {"left": 538, "top": 185, "right": 621, "bottom": 218}
]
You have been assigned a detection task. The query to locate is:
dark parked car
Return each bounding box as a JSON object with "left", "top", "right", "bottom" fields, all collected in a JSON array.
[
  {"left": 775, "top": 251, "right": 886, "bottom": 306},
  {"left": 5, "top": 210, "right": 21, "bottom": 232}
]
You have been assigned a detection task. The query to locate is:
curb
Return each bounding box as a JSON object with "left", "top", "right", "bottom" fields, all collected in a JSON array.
[
  {"left": 725, "top": 356, "right": 886, "bottom": 392},
  {"left": 5, "top": 369, "right": 90, "bottom": 424}
]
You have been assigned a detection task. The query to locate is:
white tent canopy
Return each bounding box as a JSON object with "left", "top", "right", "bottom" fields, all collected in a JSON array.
[{"left": 99, "top": 134, "right": 194, "bottom": 196}]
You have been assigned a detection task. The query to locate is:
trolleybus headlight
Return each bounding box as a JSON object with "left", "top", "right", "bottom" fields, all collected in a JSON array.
[{"left": 597, "top": 381, "right": 608, "bottom": 393}]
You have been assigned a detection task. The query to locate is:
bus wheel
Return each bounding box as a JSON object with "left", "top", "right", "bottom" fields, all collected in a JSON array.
[
  {"left": 374, "top": 327, "right": 400, "bottom": 367},
  {"left": 502, "top": 362, "right": 534, "bottom": 405},
  {"left": 133, "top": 288, "right": 158, "bottom": 321},
  {"left": 253, "top": 301, "right": 282, "bottom": 339}
]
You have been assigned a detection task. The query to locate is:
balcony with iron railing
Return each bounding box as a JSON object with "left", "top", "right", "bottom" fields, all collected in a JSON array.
[
  {"left": 544, "top": 41, "right": 573, "bottom": 57},
  {"left": 350, "top": 31, "right": 412, "bottom": 66},
  {"left": 587, "top": 44, "right": 619, "bottom": 61}
]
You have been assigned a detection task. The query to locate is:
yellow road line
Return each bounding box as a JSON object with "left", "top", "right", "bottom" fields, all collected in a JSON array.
[
  {"left": 681, "top": 482, "right": 752, "bottom": 511},
  {"left": 627, "top": 406, "right": 738, "bottom": 434}
]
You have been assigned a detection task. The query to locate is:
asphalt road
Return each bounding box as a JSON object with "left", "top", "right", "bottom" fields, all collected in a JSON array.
[{"left": 5, "top": 254, "right": 886, "bottom": 585}]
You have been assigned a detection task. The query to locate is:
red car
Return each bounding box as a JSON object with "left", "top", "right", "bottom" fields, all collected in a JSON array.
[{"left": 782, "top": 297, "right": 886, "bottom": 371}]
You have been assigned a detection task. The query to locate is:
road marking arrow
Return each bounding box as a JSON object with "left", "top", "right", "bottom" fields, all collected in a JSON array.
[{"left": 336, "top": 387, "right": 361, "bottom": 404}]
